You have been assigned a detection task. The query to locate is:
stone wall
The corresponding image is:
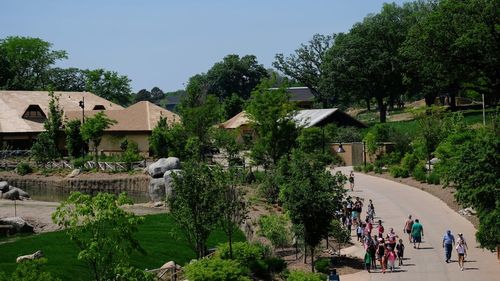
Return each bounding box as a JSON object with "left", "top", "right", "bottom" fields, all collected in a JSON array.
[{"left": 0, "top": 174, "right": 150, "bottom": 195}]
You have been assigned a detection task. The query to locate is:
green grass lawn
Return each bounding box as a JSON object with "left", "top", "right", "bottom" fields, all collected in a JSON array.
[{"left": 0, "top": 214, "right": 245, "bottom": 280}]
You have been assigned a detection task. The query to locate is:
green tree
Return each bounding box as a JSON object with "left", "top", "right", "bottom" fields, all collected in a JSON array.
[
  {"left": 274, "top": 34, "right": 334, "bottom": 107},
  {"left": 258, "top": 214, "right": 292, "bottom": 250},
  {"left": 168, "top": 162, "right": 225, "bottom": 258},
  {"left": 246, "top": 79, "right": 298, "bottom": 168},
  {"left": 80, "top": 112, "right": 117, "bottom": 166},
  {"left": 149, "top": 116, "right": 169, "bottom": 158},
  {"left": 47, "top": 67, "right": 87, "bottom": 91},
  {"left": 31, "top": 91, "right": 63, "bottom": 163},
  {"left": 0, "top": 36, "right": 67, "bottom": 90},
  {"left": 52, "top": 192, "right": 146, "bottom": 281},
  {"left": 279, "top": 150, "right": 346, "bottom": 272},
  {"left": 121, "top": 139, "right": 142, "bottom": 170},
  {"left": 206, "top": 54, "right": 268, "bottom": 101},
  {"left": 401, "top": 0, "right": 499, "bottom": 107},
  {"left": 84, "top": 69, "right": 132, "bottom": 106},
  {"left": 0, "top": 258, "right": 60, "bottom": 281},
  {"left": 65, "top": 119, "right": 85, "bottom": 158}
]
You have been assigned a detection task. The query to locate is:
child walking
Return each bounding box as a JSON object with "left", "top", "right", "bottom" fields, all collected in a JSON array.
[
  {"left": 364, "top": 250, "right": 372, "bottom": 273},
  {"left": 396, "top": 238, "right": 405, "bottom": 266},
  {"left": 386, "top": 246, "right": 397, "bottom": 272}
]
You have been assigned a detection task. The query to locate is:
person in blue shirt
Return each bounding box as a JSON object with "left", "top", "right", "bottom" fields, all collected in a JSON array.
[{"left": 442, "top": 230, "right": 455, "bottom": 263}]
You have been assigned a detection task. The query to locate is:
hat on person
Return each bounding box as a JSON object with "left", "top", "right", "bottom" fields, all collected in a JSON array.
[{"left": 458, "top": 233, "right": 463, "bottom": 236}]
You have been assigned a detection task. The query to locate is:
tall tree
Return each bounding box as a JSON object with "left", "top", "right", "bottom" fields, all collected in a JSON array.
[
  {"left": 274, "top": 34, "right": 334, "bottom": 107},
  {"left": 84, "top": 69, "right": 132, "bottom": 106},
  {"left": 246, "top": 78, "right": 298, "bottom": 168},
  {"left": 47, "top": 67, "right": 87, "bottom": 92},
  {"left": 168, "top": 162, "right": 225, "bottom": 258},
  {"left": 401, "top": 0, "right": 499, "bottom": 108},
  {"left": 206, "top": 54, "right": 269, "bottom": 101},
  {"left": 31, "top": 92, "right": 63, "bottom": 163},
  {"left": 279, "top": 150, "right": 346, "bottom": 272},
  {"left": 65, "top": 119, "right": 85, "bottom": 158},
  {"left": 324, "top": 3, "right": 420, "bottom": 122},
  {"left": 80, "top": 112, "right": 117, "bottom": 166},
  {"left": 0, "top": 36, "right": 67, "bottom": 90}
]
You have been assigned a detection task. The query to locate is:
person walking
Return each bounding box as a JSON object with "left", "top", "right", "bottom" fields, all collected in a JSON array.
[
  {"left": 376, "top": 237, "right": 386, "bottom": 273},
  {"left": 442, "top": 230, "right": 455, "bottom": 263},
  {"left": 385, "top": 246, "right": 397, "bottom": 272},
  {"left": 411, "top": 219, "right": 424, "bottom": 249},
  {"left": 457, "top": 233, "right": 468, "bottom": 261},
  {"left": 404, "top": 215, "right": 414, "bottom": 243},
  {"left": 387, "top": 228, "right": 398, "bottom": 250},
  {"left": 456, "top": 240, "right": 467, "bottom": 271},
  {"left": 349, "top": 171, "right": 355, "bottom": 191},
  {"left": 377, "top": 220, "right": 385, "bottom": 238},
  {"left": 396, "top": 238, "right": 405, "bottom": 266}
]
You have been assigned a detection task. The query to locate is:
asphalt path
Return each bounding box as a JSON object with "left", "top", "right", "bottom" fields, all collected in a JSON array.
[{"left": 334, "top": 167, "right": 499, "bottom": 281}]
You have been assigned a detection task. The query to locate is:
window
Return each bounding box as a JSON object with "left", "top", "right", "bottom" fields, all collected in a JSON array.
[
  {"left": 93, "top": 105, "right": 106, "bottom": 110},
  {"left": 22, "top": 105, "right": 46, "bottom": 120}
]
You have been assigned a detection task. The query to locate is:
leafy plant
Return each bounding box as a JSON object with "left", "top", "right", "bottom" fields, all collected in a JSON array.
[
  {"left": 184, "top": 257, "right": 250, "bottom": 281},
  {"left": 15, "top": 162, "right": 32, "bottom": 175},
  {"left": 314, "top": 258, "right": 330, "bottom": 274},
  {"left": 0, "top": 258, "right": 60, "bottom": 281},
  {"left": 287, "top": 270, "right": 325, "bottom": 281},
  {"left": 258, "top": 214, "right": 292, "bottom": 250},
  {"left": 412, "top": 163, "right": 427, "bottom": 182}
]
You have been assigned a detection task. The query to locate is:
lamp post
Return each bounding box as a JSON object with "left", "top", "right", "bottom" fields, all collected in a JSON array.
[
  {"left": 363, "top": 141, "right": 367, "bottom": 167},
  {"left": 79, "top": 97, "right": 85, "bottom": 124}
]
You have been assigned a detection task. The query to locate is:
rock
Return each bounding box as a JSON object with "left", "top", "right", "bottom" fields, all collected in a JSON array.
[
  {"left": 0, "top": 217, "right": 34, "bottom": 234},
  {"left": 153, "top": 201, "right": 164, "bottom": 207},
  {"left": 147, "top": 157, "right": 180, "bottom": 178},
  {"left": 0, "top": 181, "right": 9, "bottom": 193},
  {"left": 2, "top": 188, "right": 19, "bottom": 200},
  {"left": 16, "top": 250, "right": 44, "bottom": 263},
  {"left": 161, "top": 261, "right": 177, "bottom": 270},
  {"left": 148, "top": 178, "right": 166, "bottom": 202},
  {"left": 430, "top": 157, "right": 440, "bottom": 164},
  {"left": 163, "top": 169, "right": 182, "bottom": 199},
  {"left": 66, "top": 168, "right": 81, "bottom": 178}
]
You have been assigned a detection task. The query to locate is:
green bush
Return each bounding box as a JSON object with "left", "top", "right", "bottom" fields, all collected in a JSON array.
[
  {"left": 314, "top": 258, "right": 330, "bottom": 274},
  {"left": 401, "top": 152, "right": 419, "bottom": 174},
  {"left": 389, "top": 165, "right": 409, "bottom": 178},
  {"left": 363, "top": 163, "right": 374, "bottom": 172},
  {"left": 183, "top": 257, "right": 250, "bottom": 281},
  {"left": 412, "top": 163, "right": 427, "bottom": 182},
  {"left": 287, "top": 270, "right": 325, "bottom": 281},
  {"left": 258, "top": 214, "right": 292, "bottom": 249},
  {"left": 353, "top": 165, "right": 363, "bottom": 172},
  {"left": 374, "top": 166, "right": 383, "bottom": 174},
  {"left": 380, "top": 151, "right": 403, "bottom": 165},
  {"left": 72, "top": 156, "right": 92, "bottom": 169},
  {"left": 263, "top": 257, "right": 287, "bottom": 275},
  {"left": 216, "top": 242, "right": 269, "bottom": 265},
  {"left": 426, "top": 171, "right": 441, "bottom": 185},
  {"left": 15, "top": 162, "right": 32, "bottom": 175},
  {"left": 259, "top": 171, "right": 281, "bottom": 204},
  {"left": 374, "top": 159, "right": 385, "bottom": 168}
]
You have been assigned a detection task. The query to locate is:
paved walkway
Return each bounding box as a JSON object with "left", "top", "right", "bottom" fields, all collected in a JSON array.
[{"left": 334, "top": 167, "right": 499, "bottom": 281}]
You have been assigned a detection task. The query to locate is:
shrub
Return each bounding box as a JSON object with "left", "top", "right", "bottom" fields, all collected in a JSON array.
[
  {"left": 287, "top": 270, "right": 325, "bottom": 281},
  {"left": 380, "top": 151, "right": 404, "bottom": 166},
  {"left": 263, "top": 257, "right": 287, "bottom": 275},
  {"left": 121, "top": 140, "right": 142, "bottom": 169},
  {"left": 353, "top": 165, "right": 363, "bottom": 172},
  {"left": 258, "top": 214, "right": 292, "bottom": 249},
  {"left": 183, "top": 257, "right": 250, "bottom": 281},
  {"left": 374, "top": 159, "right": 385, "bottom": 168},
  {"left": 16, "top": 162, "right": 32, "bottom": 175},
  {"left": 426, "top": 171, "right": 441, "bottom": 185},
  {"left": 389, "top": 166, "right": 409, "bottom": 178},
  {"left": 412, "top": 163, "right": 427, "bottom": 182},
  {"left": 314, "top": 258, "right": 331, "bottom": 274},
  {"left": 259, "top": 171, "right": 281, "bottom": 204},
  {"left": 401, "top": 152, "right": 419, "bottom": 174},
  {"left": 363, "top": 163, "right": 374, "bottom": 173},
  {"left": 374, "top": 166, "right": 383, "bottom": 174},
  {"left": 217, "top": 242, "right": 269, "bottom": 266}
]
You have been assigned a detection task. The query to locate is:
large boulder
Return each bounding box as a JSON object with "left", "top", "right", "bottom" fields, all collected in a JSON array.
[
  {"left": 0, "top": 181, "right": 9, "bottom": 193},
  {"left": 163, "top": 169, "right": 182, "bottom": 200},
  {"left": 2, "top": 188, "right": 19, "bottom": 200},
  {"left": 149, "top": 178, "right": 166, "bottom": 202},
  {"left": 66, "top": 169, "right": 81, "bottom": 178},
  {"left": 147, "top": 157, "right": 180, "bottom": 178},
  {"left": 0, "top": 217, "right": 34, "bottom": 234}
]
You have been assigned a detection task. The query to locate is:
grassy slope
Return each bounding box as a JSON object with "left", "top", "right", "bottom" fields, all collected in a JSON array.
[{"left": 0, "top": 214, "right": 245, "bottom": 280}]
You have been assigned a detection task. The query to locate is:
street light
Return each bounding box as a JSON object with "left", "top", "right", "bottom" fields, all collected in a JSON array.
[{"left": 79, "top": 97, "right": 85, "bottom": 124}]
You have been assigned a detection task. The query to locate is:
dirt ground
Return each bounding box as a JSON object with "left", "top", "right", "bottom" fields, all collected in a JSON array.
[{"left": 0, "top": 199, "right": 167, "bottom": 233}]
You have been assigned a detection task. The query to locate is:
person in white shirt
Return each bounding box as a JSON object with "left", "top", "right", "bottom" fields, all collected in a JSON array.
[{"left": 456, "top": 240, "right": 467, "bottom": 271}]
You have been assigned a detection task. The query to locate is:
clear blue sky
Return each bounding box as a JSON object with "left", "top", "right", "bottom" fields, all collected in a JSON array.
[{"left": 1, "top": 0, "right": 407, "bottom": 92}]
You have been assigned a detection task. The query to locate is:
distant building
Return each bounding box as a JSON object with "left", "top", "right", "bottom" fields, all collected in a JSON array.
[{"left": 0, "top": 91, "right": 179, "bottom": 155}]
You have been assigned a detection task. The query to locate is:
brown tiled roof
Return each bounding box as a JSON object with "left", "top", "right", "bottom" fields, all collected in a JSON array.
[
  {"left": 65, "top": 101, "right": 179, "bottom": 132},
  {"left": 219, "top": 111, "right": 251, "bottom": 129},
  {"left": 0, "top": 91, "right": 123, "bottom": 133}
]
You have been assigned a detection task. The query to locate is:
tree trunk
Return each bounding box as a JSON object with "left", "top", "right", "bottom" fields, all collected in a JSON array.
[
  {"left": 304, "top": 244, "right": 307, "bottom": 263},
  {"left": 311, "top": 246, "right": 315, "bottom": 272},
  {"left": 366, "top": 98, "right": 371, "bottom": 112},
  {"left": 229, "top": 234, "right": 233, "bottom": 259},
  {"left": 424, "top": 94, "right": 435, "bottom": 107},
  {"left": 377, "top": 98, "right": 387, "bottom": 123}
]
